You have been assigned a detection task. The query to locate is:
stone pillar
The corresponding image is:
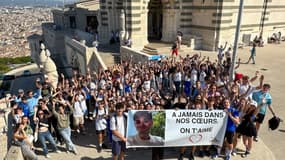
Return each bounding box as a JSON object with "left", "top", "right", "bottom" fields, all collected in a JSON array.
[
  {"left": 97, "top": 11, "right": 109, "bottom": 44},
  {"left": 119, "top": 9, "right": 126, "bottom": 45},
  {"left": 128, "top": 0, "right": 149, "bottom": 49},
  {"left": 161, "top": 9, "right": 177, "bottom": 42},
  {"left": 141, "top": 9, "right": 149, "bottom": 45}
]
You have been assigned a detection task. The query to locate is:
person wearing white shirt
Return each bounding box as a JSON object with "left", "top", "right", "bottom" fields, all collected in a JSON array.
[
  {"left": 72, "top": 94, "right": 85, "bottom": 134},
  {"left": 110, "top": 103, "right": 127, "bottom": 160},
  {"left": 173, "top": 69, "right": 182, "bottom": 95},
  {"left": 93, "top": 101, "right": 108, "bottom": 152}
]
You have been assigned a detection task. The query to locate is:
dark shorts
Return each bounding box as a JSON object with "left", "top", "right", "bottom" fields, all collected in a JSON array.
[
  {"left": 112, "top": 140, "right": 126, "bottom": 156},
  {"left": 255, "top": 113, "right": 265, "bottom": 124},
  {"left": 225, "top": 131, "right": 235, "bottom": 144},
  {"left": 96, "top": 130, "right": 105, "bottom": 135}
]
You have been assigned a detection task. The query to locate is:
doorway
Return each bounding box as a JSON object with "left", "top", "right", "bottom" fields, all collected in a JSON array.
[
  {"left": 86, "top": 16, "right": 98, "bottom": 34},
  {"left": 148, "top": 0, "right": 163, "bottom": 40}
]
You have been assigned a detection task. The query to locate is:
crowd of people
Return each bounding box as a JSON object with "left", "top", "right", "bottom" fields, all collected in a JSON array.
[{"left": 7, "top": 45, "right": 276, "bottom": 160}]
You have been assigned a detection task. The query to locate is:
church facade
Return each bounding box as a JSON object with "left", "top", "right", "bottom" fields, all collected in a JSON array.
[{"left": 97, "top": 0, "right": 285, "bottom": 50}]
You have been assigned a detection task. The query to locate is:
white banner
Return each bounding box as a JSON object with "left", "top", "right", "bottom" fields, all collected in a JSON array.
[{"left": 126, "top": 110, "right": 227, "bottom": 148}]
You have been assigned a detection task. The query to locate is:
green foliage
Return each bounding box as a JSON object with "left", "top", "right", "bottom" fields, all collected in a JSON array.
[
  {"left": 0, "top": 56, "right": 31, "bottom": 64},
  {"left": 0, "top": 65, "right": 10, "bottom": 74},
  {"left": 0, "top": 56, "right": 31, "bottom": 74},
  {"left": 150, "top": 111, "right": 166, "bottom": 139}
]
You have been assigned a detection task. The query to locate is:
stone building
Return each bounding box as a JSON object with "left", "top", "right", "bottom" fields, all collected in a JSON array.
[
  {"left": 28, "top": 0, "right": 107, "bottom": 77},
  {"left": 28, "top": 0, "right": 285, "bottom": 76},
  {"left": 98, "top": 0, "right": 285, "bottom": 50}
]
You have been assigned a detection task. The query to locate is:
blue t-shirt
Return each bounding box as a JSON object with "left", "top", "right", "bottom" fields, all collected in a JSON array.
[
  {"left": 252, "top": 91, "right": 272, "bottom": 115},
  {"left": 226, "top": 107, "right": 239, "bottom": 132},
  {"left": 83, "top": 87, "right": 91, "bottom": 100},
  {"left": 18, "top": 102, "right": 29, "bottom": 117},
  {"left": 124, "top": 83, "right": 132, "bottom": 93}
]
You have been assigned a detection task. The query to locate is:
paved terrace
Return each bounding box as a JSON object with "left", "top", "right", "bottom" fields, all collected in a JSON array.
[{"left": 2, "top": 42, "right": 285, "bottom": 160}]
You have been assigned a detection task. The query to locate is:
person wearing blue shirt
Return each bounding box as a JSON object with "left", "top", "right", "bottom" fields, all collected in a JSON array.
[
  {"left": 223, "top": 98, "right": 240, "bottom": 160},
  {"left": 18, "top": 96, "right": 29, "bottom": 117},
  {"left": 246, "top": 43, "right": 256, "bottom": 64},
  {"left": 124, "top": 79, "right": 132, "bottom": 93},
  {"left": 26, "top": 87, "right": 41, "bottom": 130},
  {"left": 252, "top": 83, "right": 275, "bottom": 142}
]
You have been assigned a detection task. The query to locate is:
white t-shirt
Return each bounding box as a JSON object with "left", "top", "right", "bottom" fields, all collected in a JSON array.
[
  {"left": 73, "top": 101, "right": 84, "bottom": 117},
  {"left": 110, "top": 114, "right": 126, "bottom": 142},
  {"left": 184, "top": 75, "right": 191, "bottom": 82},
  {"left": 94, "top": 108, "right": 108, "bottom": 131},
  {"left": 199, "top": 71, "right": 207, "bottom": 82},
  {"left": 79, "top": 94, "right": 87, "bottom": 113},
  {"left": 143, "top": 80, "right": 151, "bottom": 91},
  {"left": 240, "top": 84, "right": 256, "bottom": 99},
  {"left": 191, "top": 69, "right": 198, "bottom": 84},
  {"left": 174, "top": 72, "right": 182, "bottom": 82},
  {"left": 127, "top": 134, "right": 164, "bottom": 146}
]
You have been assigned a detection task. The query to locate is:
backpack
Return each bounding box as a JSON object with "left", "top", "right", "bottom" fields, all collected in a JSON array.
[
  {"left": 95, "top": 106, "right": 107, "bottom": 118},
  {"left": 114, "top": 114, "right": 127, "bottom": 127},
  {"left": 268, "top": 116, "right": 281, "bottom": 130},
  {"left": 114, "top": 114, "right": 128, "bottom": 136}
]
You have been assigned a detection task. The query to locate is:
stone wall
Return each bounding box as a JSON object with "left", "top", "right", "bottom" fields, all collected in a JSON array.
[
  {"left": 0, "top": 102, "right": 9, "bottom": 160},
  {"left": 4, "top": 146, "right": 24, "bottom": 160},
  {"left": 120, "top": 46, "right": 150, "bottom": 64},
  {"left": 65, "top": 36, "right": 107, "bottom": 76}
]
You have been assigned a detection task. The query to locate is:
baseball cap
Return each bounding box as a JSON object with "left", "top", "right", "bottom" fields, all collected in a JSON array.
[
  {"left": 18, "top": 89, "right": 24, "bottom": 93},
  {"left": 250, "top": 100, "right": 258, "bottom": 107}
]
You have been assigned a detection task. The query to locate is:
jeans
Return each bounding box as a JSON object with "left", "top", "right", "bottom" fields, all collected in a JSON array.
[
  {"left": 174, "top": 81, "right": 181, "bottom": 95},
  {"left": 38, "top": 130, "right": 57, "bottom": 155},
  {"left": 59, "top": 127, "right": 76, "bottom": 151}
]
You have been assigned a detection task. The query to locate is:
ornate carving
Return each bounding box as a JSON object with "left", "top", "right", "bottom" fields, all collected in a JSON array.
[{"left": 38, "top": 43, "right": 59, "bottom": 89}]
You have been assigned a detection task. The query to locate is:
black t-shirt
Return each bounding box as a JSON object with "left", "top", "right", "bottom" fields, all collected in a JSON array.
[
  {"left": 39, "top": 117, "right": 49, "bottom": 128},
  {"left": 173, "top": 102, "right": 187, "bottom": 109},
  {"left": 169, "top": 67, "right": 176, "bottom": 74}
]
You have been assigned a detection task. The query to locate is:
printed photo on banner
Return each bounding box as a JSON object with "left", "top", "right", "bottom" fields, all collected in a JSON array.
[{"left": 126, "top": 110, "right": 165, "bottom": 148}]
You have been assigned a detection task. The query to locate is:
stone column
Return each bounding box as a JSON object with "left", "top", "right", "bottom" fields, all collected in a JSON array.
[
  {"left": 97, "top": 11, "right": 109, "bottom": 44},
  {"left": 119, "top": 9, "right": 126, "bottom": 45},
  {"left": 161, "top": 9, "right": 177, "bottom": 42}
]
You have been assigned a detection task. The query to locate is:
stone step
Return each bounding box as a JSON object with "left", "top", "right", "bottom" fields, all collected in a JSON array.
[
  {"left": 99, "top": 52, "right": 121, "bottom": 67},
  {"left": 141, "top": 47, "right": 158, "bottom": 55}
]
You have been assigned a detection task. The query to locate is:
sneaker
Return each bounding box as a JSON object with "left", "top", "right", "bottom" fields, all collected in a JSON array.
[
  {"left": 178, "top": 153, "right": 184, "bottom": 160},
  {"left": 66, "top": 150, "right": 70, "bottom": 154},
  {"left": 231, "top": 150, "right": 237, "bottom": 156},
  {"left": 211, "top": 154, "right": 218, "bottom": 159},
  {"left": 188, "top": 153, "right": 195, "bottom": 160},
  {"left": 198, "top": 151, "right": 205, "bottom": 158},
  {"left": 225, "top": 155, "right": 231, "bottom": 160},
  {"left": 241, "top": 151, "right": 250, "bottom": 158},
  {"left": 102, "top": 143, "right": 108, "bottom": 149},
  {"left": 55, "top": 150, "right": 61, "bottom": 153},
  {"left": 97, "top": 146, "right": 102, "bottom": 153},
  {"left": 254, "top": 136, "right": 259, "bottom": 142},
  {"left": 73, "top": 149, "right": 78, "bottom": 155},
  {"left": 45, "top": 154, "right": 51, "bottom": 158}
]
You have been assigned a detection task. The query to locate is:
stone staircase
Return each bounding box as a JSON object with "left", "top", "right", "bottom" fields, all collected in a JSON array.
[
  {"left": 98, "top": 52, "right": 121, "bottom": 67},
  {"left": 97, "top": 43, "right": 121, "bottom": 67},
  {"left": 141, "top": 45, "right": 159, "bottom": 55}
]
